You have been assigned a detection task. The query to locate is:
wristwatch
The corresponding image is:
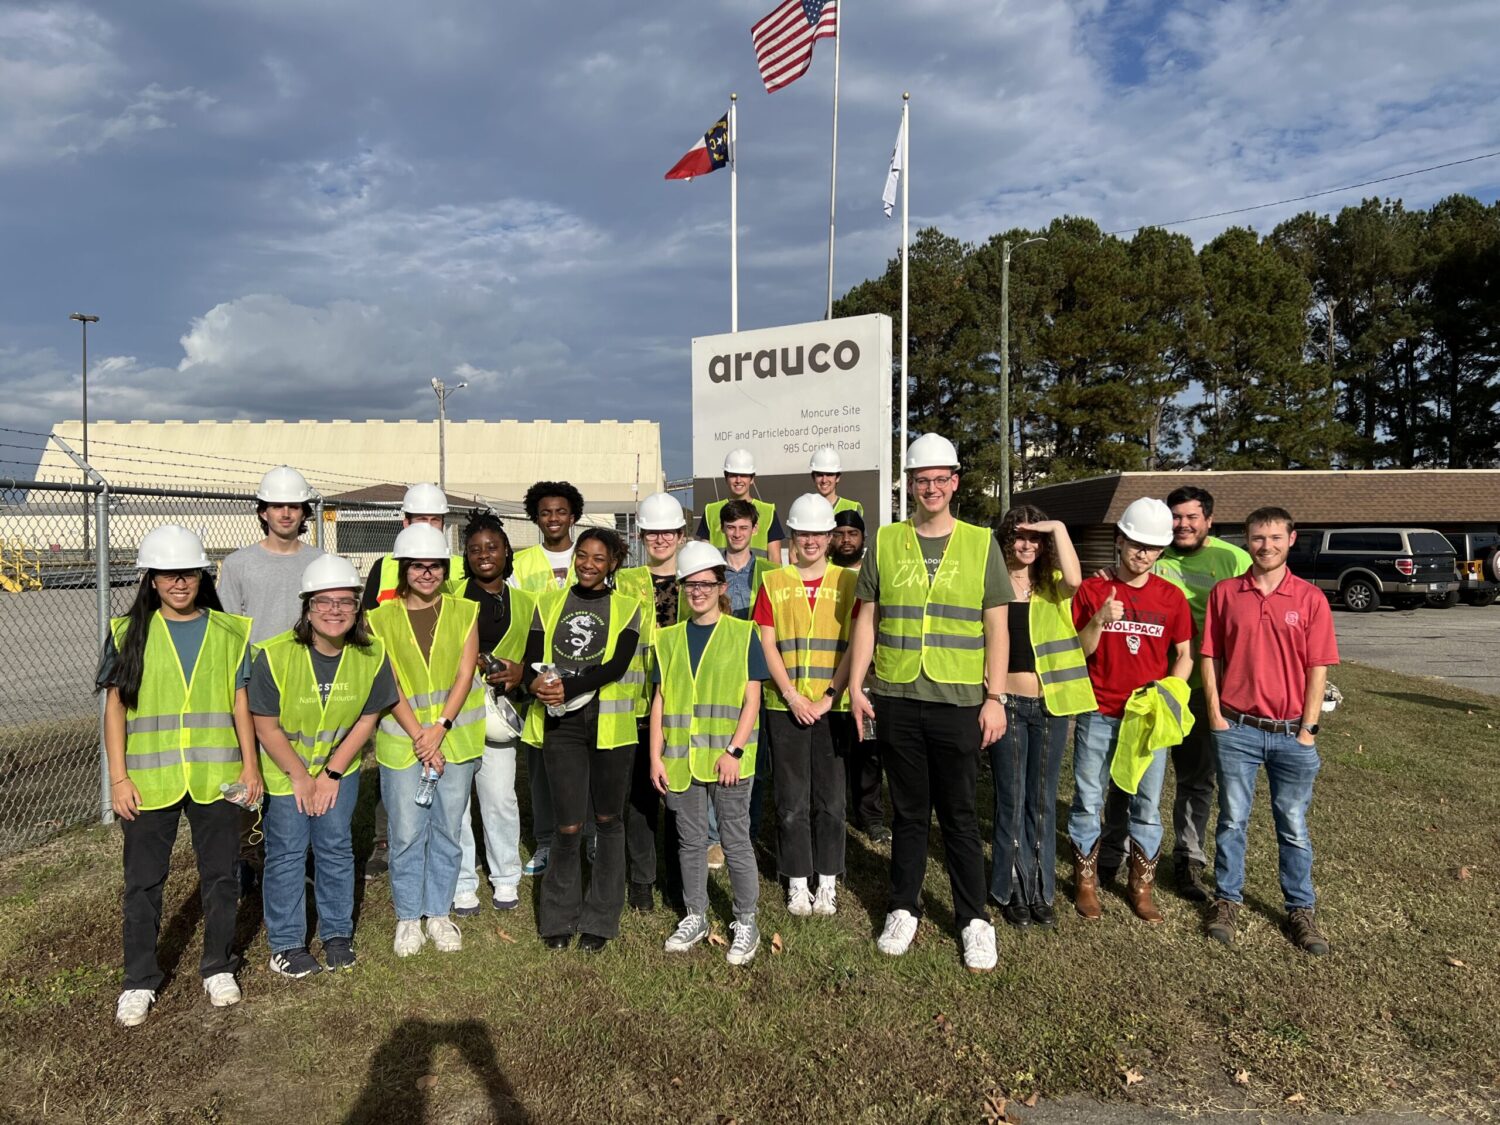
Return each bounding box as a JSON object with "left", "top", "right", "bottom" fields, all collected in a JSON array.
[
  {"left": 986, "top": 692, "right": 1009, "bottom": 705},
  {"left": 323, "top": 767, "right": 344, "bottom": 781},
  {"left": 727, "top": 746, "right": 745, "bottom": 760},
  {"left": 824, "top": 686, "right": 838, "bottom": 698},
  {"left": 439, "top": 716, "right": 454, "bottom": 731},
  {"left": 1300, "top": 722, "right": 1320, "bottom": 736}
]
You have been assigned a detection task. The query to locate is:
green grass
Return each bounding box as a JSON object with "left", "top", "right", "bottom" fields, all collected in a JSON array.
[{"left": 0, "top": 662, "right": 1497, "bottom": 1123}]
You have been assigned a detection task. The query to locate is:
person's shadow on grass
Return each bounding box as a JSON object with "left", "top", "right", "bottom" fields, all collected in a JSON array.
[{"left": 343, "top": 1018, "right": 529, "bottom": 1124}]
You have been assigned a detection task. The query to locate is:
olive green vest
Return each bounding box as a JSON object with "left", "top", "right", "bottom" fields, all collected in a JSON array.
[
  {"left": 368, "top": 595, "right": 485, "bottom": 768},
  {"left": 873, "top": 520, "right": 990, "bottom": 685},
  {"left": 656, "top": 615, "right": 759, "bottom": 790},
  {"left": 762, "top": 565, "right": 856, "bottom": 712},
  {"left": 520, "top": 587, "right": 639, "bottom": 749}
]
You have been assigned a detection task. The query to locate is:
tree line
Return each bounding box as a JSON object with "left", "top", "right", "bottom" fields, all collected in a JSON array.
[{"left": 834, "top": 194, "right": 1500, "bottom": 523}]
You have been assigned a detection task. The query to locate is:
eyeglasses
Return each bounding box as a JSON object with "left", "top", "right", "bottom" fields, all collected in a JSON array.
[
  {"left": 309, "top": 596, "right": 359, "bottom": 611},
  {"left": 681, "top": 581, "right": 722, "bottom": 593},
  {"left": 1120, "top": 540, "right": 1162, "bottom": 556},
  {"left": 154, "top": 571, "right": 200, "bottom": 586},
  {"left": 642, "top": 529, "right": 681, "bottom": 540},
  {"left": 912, "top": 474, "right": 955, "bottom": 491},
  {"left": 407, "top": 561, "right": 445, "bottom": 575}
]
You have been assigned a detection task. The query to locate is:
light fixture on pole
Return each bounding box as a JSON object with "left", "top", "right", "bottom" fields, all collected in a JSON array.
[
  {"left": 998, "top": 238, "right": 1046, "bottom": 514},
  {"left": 69, "top": 312, "right": 100, "bottom": 555},
  {"left": 430, "top": 376, "right": 467, "bottom": 494}
]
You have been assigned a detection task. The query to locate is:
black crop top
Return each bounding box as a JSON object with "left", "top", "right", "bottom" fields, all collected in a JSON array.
[{"left": 1007, "top": 600, "right": 1035, "bottom": 675}]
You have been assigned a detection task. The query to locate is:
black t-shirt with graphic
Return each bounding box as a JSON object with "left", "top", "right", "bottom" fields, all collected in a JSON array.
[{"left": 525, "top": 584, "right": 640, "bottom": 700}]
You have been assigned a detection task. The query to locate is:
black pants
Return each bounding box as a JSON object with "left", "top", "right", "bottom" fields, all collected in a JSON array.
[
  {"left": 876, "top": 695, "right": 989, "bottom": 928},
  {"left": 624, "top": 727, "right": 684, "bottom": 899},
  {"left": 538, "top": 705, "right": 632, "bottom": 939},
  {"left": 121, "top": 796, "right": 241, "bottom": 990},
  {"left": 834, "top": 712, "right": 885, "bottom": 830},
  {"left": 769, "top": 710, "right": 846, "bottom": 878}
]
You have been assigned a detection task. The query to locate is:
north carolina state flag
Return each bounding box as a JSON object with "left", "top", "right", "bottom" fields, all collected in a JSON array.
[{"left": 665, "top": 113, "right": 730, "bottom": 181}]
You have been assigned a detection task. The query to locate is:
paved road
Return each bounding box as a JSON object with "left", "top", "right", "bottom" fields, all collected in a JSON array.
[{"left": 1330, "top": 600, "right": 1498, "bottom": 698}]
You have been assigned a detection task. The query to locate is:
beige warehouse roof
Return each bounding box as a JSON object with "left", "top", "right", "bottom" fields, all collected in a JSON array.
[{"left": 42, "top": 419, "right": 664, "bottom": 509}]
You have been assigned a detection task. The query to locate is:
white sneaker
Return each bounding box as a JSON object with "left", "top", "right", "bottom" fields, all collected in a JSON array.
[
  {"left": 426, "top": 915, "right": 463, "bottom": 953},
  {"left": 726, "top": 915, "right": 760, "bottom": 966},
  {"left": 202, "top": 972, "right": 241, "bottom": 1007},
  {"left": 393, "top": 918, "right": 426, "bottom": 958},
  {"left": 663, "top": 913, "right": 710, "bottom": 953},
  {"left": 115, "top": 989, "right": 155, "bottom": 1027},
  {"left": 452, "top": 888, "right": 482, "bottom": 916},
  {"left": 877, "top": 909, "right": 919, "bottom": 956},
  {"left": 813, "top": 879, "right": 837, "bottom": 916},
  {"left": 787, "top": 881, "right": 813, "bottom": 917},
  {"left": 961, "top": 918, "right": 998, "bottom": 973}
]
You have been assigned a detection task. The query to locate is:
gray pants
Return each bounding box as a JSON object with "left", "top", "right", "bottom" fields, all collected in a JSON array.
[
  {"left": 666, "top": 779, "right": 758, "bottom": 919},
  {"left": 1100, "top": 694, "right": 1214, "bottom": 868}
]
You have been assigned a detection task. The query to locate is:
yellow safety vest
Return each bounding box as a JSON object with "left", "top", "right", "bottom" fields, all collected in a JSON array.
[
  {"left": 375, "top": 554, "right": 467, "bottom": 604},
  {"left": 1112, "top": 676, "right": 1194, "bottom": 794},
  {"left": 832, "top": 496, "right": 864, "bottom": 518},
  {"left": 486, "top": 585, "right": 536, "bottom": 664},
  {"left": 254, "top": 629, "right": 385, "bottom": 796},
  {"left": 520, "top": 587, "right": 639, "bottom": 749},
  {"left": 613, "top": 567, "right": 661, "bottom": 720},
  {"left": 368, "top": 595, "right": 485, "bottom": 768},
  {"left": 111, "top": 610, "right": 251, "bottom": 811},
  {"left": 873, "top": 520, "right": 990, "bottom": 685},
  {"left": 1028, "top": 577, "right": 1098, "bottom": 716},
  {"left": 656, "top": 615, "right": 759, "bottom": 790},
  {"left": 704, "top": 498, "right": 778, "bottom": 559},
  {"left": 511, "top": 545, "right": 575, "bottom": 593},
  {"left": 762, "top": 564, "right": 856, "bottom": 712}
]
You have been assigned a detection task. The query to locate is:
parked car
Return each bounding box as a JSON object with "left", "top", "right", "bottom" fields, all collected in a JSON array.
[
  {"left": 1287, "top": 527, "right": 1458, "bottom": 612},
  {"left": 1426, "top": 531, "right": 1500, "bottom": 608}
]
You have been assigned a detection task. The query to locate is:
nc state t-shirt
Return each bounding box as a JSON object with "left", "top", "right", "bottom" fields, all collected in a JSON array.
[{"left": 1071, "top": 573, "right": 1192, "bottom": 718}]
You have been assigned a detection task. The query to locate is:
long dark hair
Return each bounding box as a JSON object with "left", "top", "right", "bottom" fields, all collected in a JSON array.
[
  {"left": 102, "top": 570, "right": 224, "bottom": 710},
  {"left": 998, "top": 505, "right": 1059, "bottom": 600},
  {"left": 463, "top": 509, "right": 514, "bottom": 582},
  {"left": 292, "top": 593, "right": 375, "bottom": 649}
]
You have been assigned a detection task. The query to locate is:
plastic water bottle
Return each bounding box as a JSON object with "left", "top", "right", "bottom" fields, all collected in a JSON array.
[
  {"left": 414, "top": 765, "right": 439, "bottom": 808},
  {"left": 533, "top": 663, "right": 567, "bottom": 718},
  {"left": 860, "top": 687, "right": 877, "bottom": 742},
  {"left": 219, "top": 781, "right": 259, "bottom": 811}
]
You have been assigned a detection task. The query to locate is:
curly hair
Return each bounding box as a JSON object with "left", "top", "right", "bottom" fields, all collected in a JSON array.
[
  {"left": 523, "top": 481, "right": 585, "bottom": 523},
  {"left": 997, "top": 504, "right": 1059, "bottom": 599},
  {"left": 574, "top": 526, "right": 628, "bottom": 575},
  {"left": 462, "top": 508, "right": 514, "bottom": 581}
]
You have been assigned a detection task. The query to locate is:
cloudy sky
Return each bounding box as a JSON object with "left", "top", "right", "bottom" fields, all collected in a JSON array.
[{"left": 3, "top": 0, "right": 1498, "bottom": 481}]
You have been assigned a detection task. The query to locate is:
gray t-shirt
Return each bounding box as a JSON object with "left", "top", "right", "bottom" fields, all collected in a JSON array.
[
  {"left": 218, "top": 541, "right": 323, "bottom": 644},
  {"left": 855, "top": 527, "right": 1013, "bottom": 707},
  {"left": 247, "top": 647, "right": 398, "bottom": 716}
]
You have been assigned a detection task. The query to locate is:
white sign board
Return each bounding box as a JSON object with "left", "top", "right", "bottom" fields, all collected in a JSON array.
[{"left": 691, "top": 314, "right": 892, "bottom": 528}]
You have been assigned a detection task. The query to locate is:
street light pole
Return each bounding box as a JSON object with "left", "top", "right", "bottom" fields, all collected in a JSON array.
[
  {"left": 998, "top": 239, "right": 1045, "bottom": 514},
  {"left": 430, "top": 377, "right": 467, "bottom": 494},
  {"left": 69, "top": 313, "right": 100, "bottom": 555}
]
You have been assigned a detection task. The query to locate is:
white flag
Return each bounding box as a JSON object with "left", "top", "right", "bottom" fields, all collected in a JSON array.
[{"left": 882, "top": 115, "right": 905, "bottom": 218}]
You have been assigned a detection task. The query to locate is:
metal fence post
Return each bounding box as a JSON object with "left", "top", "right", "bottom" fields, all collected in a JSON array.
[
  {"left": 95, "top": 484, "right": 112, "bottom": 824},
  {"left": 313, "top": 495, "right": 325, "bottom": 550}
]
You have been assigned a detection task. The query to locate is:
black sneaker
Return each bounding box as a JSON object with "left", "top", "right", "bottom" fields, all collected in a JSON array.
[
  {"left": 1176, "top": 858, "right": 1210, "bottom": 903},
  {"left": 628, "top": 881, "right": 655, "bottom": 913},
  {"left": 363, "top": 842, "right": 389, "bottom": 882},
  {"left": 867, "top": 824, "right": 893, "bottom": 845},
  {"left": 270, "top": 948, "right": 323, "bottom": 978},
  {"left": 1206, "top": 899, "right": 1240, "bottom": 946},
  {"left": 1286, "top": 908, "right": 1329, "bottom": 956},
  {"left": 577, "top": 933, "right": 609, "bottom": 953},
  {"left": 322, "top": 937, "right": 357, "bottom": 970}
]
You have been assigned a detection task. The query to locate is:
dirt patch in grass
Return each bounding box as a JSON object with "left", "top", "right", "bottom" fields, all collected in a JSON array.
[{"left": 0, "top": 661, "right": 1497, "bottom": 1123}]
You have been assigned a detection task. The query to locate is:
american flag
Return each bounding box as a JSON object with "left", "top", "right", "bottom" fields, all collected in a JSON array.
[{"left": 752, "top": 0, "right": 838, "bottom": 94}]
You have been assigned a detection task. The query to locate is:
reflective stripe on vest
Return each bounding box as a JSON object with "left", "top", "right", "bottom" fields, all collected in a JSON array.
[
  {"left": 704, "top": 498, "right": 777, "bottom": 560},
  {"left": 832, "top": 496, "right": 864, "bottom": 517},
  {"left": 657, "top": 615, "right": 758, "bottom": 790},
  {"left": 255, "top": 628, "right": 386, "bottom": 796},
  {"left": 368, "top": 595, "right": 485, "bottom": 768},
  {"left": 510, "top": 545, "right": 574, "bottom": 593},
  {"left": 763, "top": 564, "right": 855, "bottom": 712},
  {"left": 613, "top": 567, "right": 659, "bottom": 720},
  {"left": 1027, "top": 582, "right": 1098, "bottom": 717},
  {"left": 873, "top": 521, "right": 990, "bottom": 684},
  {"left": 376, "top": 554, "right": 468, "bottom": 604},
  {"left": 520, "top": 587, "right": 638, "bottom": 749},
  {"left": 111, "top": 610, "right": 251, "bottom": 811}
]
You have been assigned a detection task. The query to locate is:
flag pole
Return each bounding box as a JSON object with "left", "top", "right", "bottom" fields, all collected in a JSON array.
[
  {"left": 898, "top": 91, "right": 909, "bottom": 522},
  {"left": 824, "top": 0, "right": 841, "bottom": 319},
  {"left": 730, "top": 93, "right": 739, "bottom": 333}
]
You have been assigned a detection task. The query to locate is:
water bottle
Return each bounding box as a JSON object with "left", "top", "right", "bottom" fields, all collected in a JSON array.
[
  {"left": 414, "top": 764, "right": 439, "bottom": 808},
  {"left": 533, "top": 662, "right": 567, "bottom": 718},
  {"left": 219, "top": 781, "right": 259, "bottom": 811},
  {"left": 860, "top": 687, "right": 877, "bottom": 743}
]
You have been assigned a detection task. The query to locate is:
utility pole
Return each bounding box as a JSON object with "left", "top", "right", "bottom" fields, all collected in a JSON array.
[
  {"left": 69, "top": 312, "right": 99, "bottom": 556},
  {"left": 998, "top": 239, "right": 1045, "bottom": 514},
  {"left": 430, "top": 377, "right": 467, "bottom": 494}
]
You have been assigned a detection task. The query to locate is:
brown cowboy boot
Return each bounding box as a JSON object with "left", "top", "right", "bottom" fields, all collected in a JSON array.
[
  {"left": 1127, "top": 840, "right": 1165, "bottom": 924},
  {"left": 1072, "top": 840, "right": 1103, "bottom": 920}
]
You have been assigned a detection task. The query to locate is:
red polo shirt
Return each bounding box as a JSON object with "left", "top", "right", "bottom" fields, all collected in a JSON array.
[{"left": 1200, "top": 569, "right": 1339, "bottom": 721}]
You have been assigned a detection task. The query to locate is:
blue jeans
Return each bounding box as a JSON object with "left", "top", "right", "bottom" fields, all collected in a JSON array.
[
  {"left": 381, "top": 757, "right": 480, "bottom": 921},
  {"left": 1213, "top": 724, "right": 1321, "bottom": 910},
  {"left": 263, "top": 772, "right": 360, "bottom": 953},
  {"left": 989, "top": 695, "right": 1068, "bottom": 906},
  {"left": 1067, "top": 711, "right": 1169, "bottom": 858}
]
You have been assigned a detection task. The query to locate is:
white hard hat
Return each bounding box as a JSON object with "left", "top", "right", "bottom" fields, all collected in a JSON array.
[
  {"left": 401, "top": 482, "right": 449, "bottom": 516},
  {"left": 300, "top": 554, "right": 362, "bottom": 596},
  {"left": 905, "top": 433, "right": 960, "bottom": 472},
  {"left": 136, "top": 525, "right": 210, "bottom": 571},
  {"left": 785, "top": 493, "right": 837, "bottom": 533},
  {"left": 637, "top": 491, "right": 686, "bottom": 531},
  {"left": 257, "top": 465, "right": 314, "bottom": 504},
  {"left": 723, "top": 448, "right": 756, "bottom": 475},
  {"left": 809, "top": 446, "right": 842, "bottom": 474},
  {"left": 392, "top": 523, "right": 450, "bottom": 560},
  {"left": 676, "top": 540, "right": 726, "bottom": 580},
  {"left": 1116, "top": 497, "right": 1174, "bottom": 547}
]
